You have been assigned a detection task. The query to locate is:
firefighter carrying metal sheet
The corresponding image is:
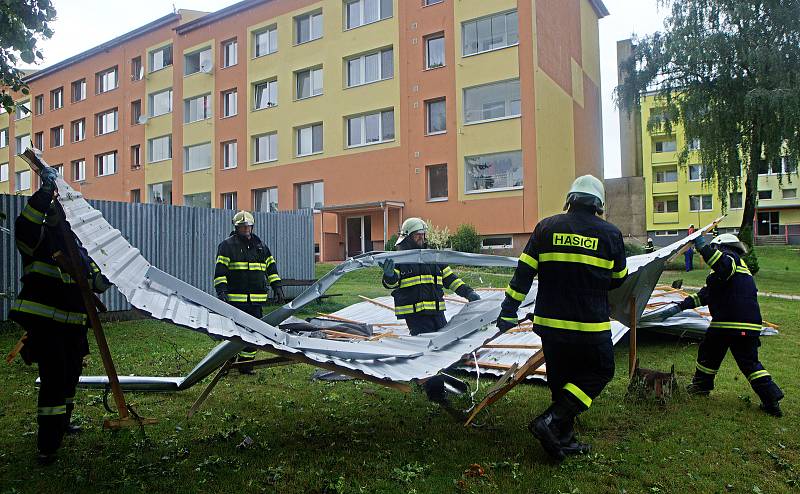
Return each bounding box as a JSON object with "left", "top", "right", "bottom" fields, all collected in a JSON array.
[
  {"left": 380, "top": 218, "right": 480, "bottom": 406},
  {"left": 10, "top": 166, "right": 112, "bottom": 465},
  {"left": 495, "top": 175, "right": 628, "bottom": 461},
  {"left": 644, "top": 233, "right": 784, "bottom": 417},
  {"left": 214, "top": 210, "right": 285, "bottom": 374}
]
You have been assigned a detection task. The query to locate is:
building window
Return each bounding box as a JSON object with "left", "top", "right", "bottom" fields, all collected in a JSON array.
[
  {"left": 296, "top": 124, "right": 323, "bottom": 156},
  {"left": 222, "top": 38, "right": 238, "bottom": 67},
  {"left": 427, "top": 164, "right": 448, "bottom": 201},
  {"left": 426, "top": 98, "right": 446, "bottom": 134},
  {"left": 184, "top": 93, "right": 212, "bottom": 123},
  {"left": 424, "top": 0, "right": 444, "bottom": 5},
  {"left": 482, "top": 236, "right": 513, "bottom": 249},
  {"left": 688, "top": 138, "right": 701, "bottom": 151},
  {"left": 465, "top": 150, "right": 523, "bottom": 193},
  {"left": 148, "top": 135, "right": 172, "bottom": 163},
  {"left": 34, "top": 94, "right": 44, "bottom": 115},
  {"left": 729, "top": 192, "right": 743, "bottom": 209},
  {"left": 0, "top": 162, "right": 8, "bottom": 182},
  {"left": 15, "top": 100, "right": 30, "bottom": 119},
  {"left": 15, "top": 134, "right": 31, "bottom": 153},
  {"left": 71, "top": 119, "right": 86, "bottom": 142},
  {"left": 50, "top": 87, "right": 63, "bottom": 110},
  {"left": 96, "top": 151, "right": 117, "bottom": 177},
  {"left": 222, "top": 140, "right": 238, "bottom": 169},
  {"left": 0, "top": 128, "right": 7, "bottom": 148},
  {"left": 148, "top": 88, "right": 173, "bottom": 117},
  {"left": 654, "top": 230, "right": 679, "bottom": 236},
  {"left": 131, "top": 144, "right": 141, "bottom": 169},
  {"left": 654, "top": 139, "right": 677, "bottom": 153},
  {"left": 253, "top": 187, "right": 278, "bottom": 212},
  {"left": 295, "top": 11, "right": 323, "bottom": 44},
  {"left": 15, "top": 170, "right": 31, "bottom": 192},
  {"left": 347, "top": 109, "right": 394, "bottom": 147},
  {"left": 130, "top": 99, "right": 142, "bottom": 125},
  {"left": 96, "top": 108, "right": 118, "bottom": 135},
  {"left": 222, "top": 89, "right": 238, "bottom": 117},
  {"left": 184, "top": 142, "right": 212, "bottom": 172},
  {"left": 689, "top": 194, "right": 713, "bottom": 211},
  {"left": 654, "top": 197, "right": 679, "bottom": 213},
  {"left": 34, "top": 132, "right": 43, "bottom": 149},
  {"left": 149, "top": 181, "right": 172, "bottom": 204},
  {"left": 464, "top": 79, "right": 520, "bottom": 124},
  {"left": 53, "top": 165, "right": 64, "bottom": 177},
  {"left": 760, "top": 156, "right": 799, "bottom": 175},
  {"left": 758, "top": 190, "right": 773, "bottom": 200},
  {"left": 72, "top": 159, "right": 86, "bottom": 182},
  {"left": 96, "top": 66, "right": 118, "bottom": 93},
  {"left": 50, "top": 126, "right": 64, "bottom": 148},
  {"left": 149, "top": 45, "right": 173, "bottom": 72},
  {"left": 71, "top": 79, "right": 86, "bottom": 102},
  {"left": 184, "top": 192, "right": 212, "bottom": 208},
  {"left": 462, "top": 10, "right": 519, "bottom": 56},
  {"left": 346, "top": 0, "right": 392, "bottom": 29},
  {"left": 296, "top": 67, "right": 323, "bottom": 99},
  {"left": 221, "top": 192, "right": 238, "bottom": 210},
  {"left": 131, "top": 56, "right": 143, "bottom": 81},
  {"left": 347, "top": 47, "right": 393, "bottom": 87},
  {"left": 253, "top": 133, "right": 278, "bottom": 163},
  {"left": 296, "top": 181, "right": 324, "bottom": 210},
  {"left": 184, "top": 47, "right": 212, "bottom": 76},
  {"left": 688, "top": 164, "right": 704, "bottom": 181},
  {"left": 783, "top": 188, "right": 797, "bottom": 199},
  {"left": 425, "top": 33, "right": 445, "bottom": 69},
  {"left": 254, "top": 79, "right": 278, "bottom": 109},
  {"left": 130, "top": 189, "right": 141, "bottom": 203},
  {"left": 253, "top": 25, "right": 278, "bottom": 57},
  {"left": 654, "top": 167, "right": 677, "bottom": 183}
]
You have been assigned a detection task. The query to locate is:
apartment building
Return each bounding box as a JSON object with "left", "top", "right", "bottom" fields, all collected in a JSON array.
[{"left": 0, "top": 0, "right": 609, "bottom": 261}]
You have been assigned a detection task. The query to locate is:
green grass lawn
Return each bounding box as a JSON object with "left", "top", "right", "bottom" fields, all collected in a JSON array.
[{"left": 1, "top": 255, "right": 798, "bottom": 493}]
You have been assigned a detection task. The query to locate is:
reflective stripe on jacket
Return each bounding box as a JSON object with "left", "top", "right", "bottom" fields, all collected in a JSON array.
[{"left": 214, "top": 233, "right": 281, "bottom": 303}]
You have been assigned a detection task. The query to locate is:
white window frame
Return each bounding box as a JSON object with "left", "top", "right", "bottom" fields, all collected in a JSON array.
[
  {"left": 222, "top": 140, "right": 238, "bottom": 169},
  {"left": 72, "top": 159, "right": 86, "bottom": 182},
  {"left": 50, "top": 87, "right": 63, "bottom": 110},
  {"left": 184, "top": 93, "right": 212, "bottom": 123},
  {"left": 34, "top": 94, "right": 44, "bottom": 115},
  {"left": 184, "top": 47, "right": 212, "bottom": 76},
  {"left": 71, "top": 119, "right": 86, "bottom": 142},
  {"left": 17, "top": 134, "right": 32, "bottom": 153},
  {"left": 461, "top": 10, "right": 519, "bottom": 57},
  {"left": 689, "top": 194, "right": 713, "bottom": 212},
  {"left": 424, "top": 0, "right": 444, "bottom": 5},
  {"left": 296, "top": 181, "right": 324, "bottom": 210},
  {"left": 253, "top": 133, "right": 278, "bottom": 164},
  {"left": 481, "top": 236, "right": 513, "bottom": 250},
  {"left": 0, "top": 162, "right": 8, "bottom": 182},
  {"left": 296, "top": 67, "right": 323, "bottom": 100},
  {"left": 345, "top": 0, "right": 392, "bottom": 30},
  {"left": 295, "top": 11, "right": 323, "bottom": 45},
  {"left": 346, "top": 47, "right": 393, "bottom": 87},
  {"left": 131, "top": 144, "right": 141, "bottom": 169},
  {"left": 222, "top": 89, "right": 238, "bottom": 117},
  {"left": 96, "top": 109, "right": 118, "bottom": 135},
  {"left": 222, "top": 38, "right": 238, "bottom": 68},
  {"left": 347, "top": 109, "right": 394, "bottom": 148},
  {"left": 654, "top": 197, "right": 679, "bottom": 213},
  {"left": 688, "top": 164, "right": 704, "bottom": 182},
  {"left": 50, "top": 126, "right": 64, "bottom": 148},
  {"left": 782, "top": 188, "right": 797, "bottom": 199},
  {"left": 72, "top": 79, "right": 86, "bottom": 102},
  {"left": 15, "top": 170, "right": 31, "bottom": 192},
  {"left": 96, "top": 151, "right": 117, "bottom": 177},
  {"left": 0, "top": 128, "right": 7, "bottom": 148},
  {"left": 758, "top": 190, "right": 773, "bottom": 200},
  {"left": 654, "top": 167, "right": 678, "bottom": 183},
  {"left": 148, "top": 88, "right": 173, "bottom": 117},
  {"left": 149, "top": 44, "right": 173, "bottom": 72},
  {"left": 131, "top": 56, "right": 143, "bottom": 81},
  {"left": 96, "top": 66, "right": 118, "bottom": 93},
  {"left": 296, "top": 124, "right": 323, "bottom": 157},
  {"left": 464, "top": 150, "right": 524, "bottom": 193},
  {"left": 729, "top": 192, "right": 743, "bottom": 209},
  {"left": 426, "top": 164, "right": 448, "bottom": 201},
  {"left": 688, "top": 138, "right": 701, "bottom": 151},
  {"left": 183, "top": 142, "right": 212, "bottom": 172},
  {"left": 15, "top": 100, "right": 30, "bottom": 119},
  {"left": 425, "top": 33, "right": 445, "bottom": 69},
  {"left": 221, "top": 192, "right": 238, "bottom": 210},
  {"left": 654, "top": 230, "right": 679, "bottom": 237},
  {"left": 253, "top": 25, "right": 278, "bottom": 58},
  {"left": 654, "top": 139, "right": 677, "bottom": 153},
  {"left": 463, "top": 78, "right": 521, "bottom": 125},
  {"left": 253, "top": 79, "right": 278, "bottom": 110},
  {"left": 253, "top": 187, "right": 278, "bottom": 212},
  {"left": 148, "top": 134, "right": 172, "bottom": 163},
  {"left": 148, "top": 181, "right": 172, "bottom": 204},
  {"left": 426, "top": 98, "right": 446, "bottom": 135}
]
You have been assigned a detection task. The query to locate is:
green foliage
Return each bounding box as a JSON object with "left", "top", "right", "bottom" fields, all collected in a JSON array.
[
  {"left": 424, "top": 219, "right": 451, "bottom": 249},
  {"left": 738, "top": 225, "right": 760, "bottom": 274},
  {"left": 450, "top": 223, "right": 481, "bottom": 253},
  {"left": 384, "top": 234, "right": 398, "bottom": 251},
  {"left": 625, "top": 241, "right": 645, "bottom": 257},
  {"left": 616, "top": 0, "right": 800, "bottom": 232},
  {"left": 0, "top": 1, "right": 56, "bottom": 113}
]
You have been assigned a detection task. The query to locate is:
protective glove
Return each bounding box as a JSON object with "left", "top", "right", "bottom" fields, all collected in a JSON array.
[
  {"left": 379, "top": 259, "right": 398, "bottom": 282},
  {"left": 495, "top": 314, "right": 518, "bottom": 333},
  {"left": 92, "top": 272, "right": 112, "bottom": 293},
  {"left": 465, "top": 290, "right": 481, "bottom": 302},
  {"left": 693, "top": 234, "right": 707, "bottom": 250},
  {"left": 216, "top": 291, "right": 228, "bottom": 302},
  {"left": 272, "top": 285, "right": 286, "bottom": 305},
  {"left": 639, "top": 302, "right": 683, "bottom": 323},
  {"left": 40, "top": 166, "right": 59, "bottom": 195}
]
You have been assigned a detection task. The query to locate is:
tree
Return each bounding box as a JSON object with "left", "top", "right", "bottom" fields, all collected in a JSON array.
[
  {"left": 616, "top": 0, "right": 800, "bottom": 243},
  {"left": 0, "top": 1, "right": 57, "bottom": 113}
]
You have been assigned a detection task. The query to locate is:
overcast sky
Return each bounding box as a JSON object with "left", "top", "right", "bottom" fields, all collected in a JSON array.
[{"left": 26, "top": 0, "right": 669, "bottom": 178}]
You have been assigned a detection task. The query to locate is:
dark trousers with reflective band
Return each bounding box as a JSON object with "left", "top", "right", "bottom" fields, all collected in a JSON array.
[
  {"left": 693, "top": 332, "right": 783, "bottom": 403},
  {"left": 541, "top": 335, "right": 615, "bottom": 414},
  {"left": 406, "top": 313, "right": 448, "bottom": 400},
  {"left": 230, "top": 303, "right": 263, "bottom": 361},
  {"left": 24, "top": 323, "right": 88, "bottom": 454}
]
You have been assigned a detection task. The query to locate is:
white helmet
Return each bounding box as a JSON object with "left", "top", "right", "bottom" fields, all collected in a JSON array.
[
  {"left": 711, "top": 233, "right": 747, "bottom": 254},
  {"left": 564, "top": 175, "right": 605, "bottom": 213},
  {"left": 396, "top": 217, "right": 427, "bottom": 246}
]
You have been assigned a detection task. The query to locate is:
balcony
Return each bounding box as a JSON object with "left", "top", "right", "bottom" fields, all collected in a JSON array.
[
  {"left": 651, "top": 152, "right": 678, "bottom": 165},
  {"left": 652, "top": 181, "right": 678, "bottom": 194},
  {"left": 652, "top": 212, "right": 679, "bottom": 224}
]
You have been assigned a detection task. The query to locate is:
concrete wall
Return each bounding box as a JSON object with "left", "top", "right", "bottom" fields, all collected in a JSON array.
[{"left": 605, "top": 176, "right": 646, "bottom": 240}]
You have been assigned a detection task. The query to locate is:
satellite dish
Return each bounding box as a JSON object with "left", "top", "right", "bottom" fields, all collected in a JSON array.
[
  {"left": 200, "top": 62, "right": 214, "bottom": 74},
  {"left": 137, "top": 115, "right": 149, "bottom": 125}
]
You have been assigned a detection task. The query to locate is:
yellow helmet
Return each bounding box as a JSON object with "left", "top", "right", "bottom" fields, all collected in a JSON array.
[{"left": 232, "top": 210, "right": 255, "bottom": 227}]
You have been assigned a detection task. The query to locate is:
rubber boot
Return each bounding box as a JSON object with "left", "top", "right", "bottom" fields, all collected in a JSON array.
[
  {"left": 557, "top": 418, "right": 591, "bottom": 455},
  {"left": 686, "top": 374, "right": 713, "bottom": 396},
  {"left": 236, "top": 356, "right": 255, "bottom": 375},
  {"left": 528, "top": 404, "right": 567, "bottom": 462},
  {"left": 64, "top": 403, "right": 82, "bottom": 434},
  {"left": 755, "top": 379, "right": 784, "bottom": 418},
  {"left": 760, "top": 402, "right": 783, "bottom": 418}
]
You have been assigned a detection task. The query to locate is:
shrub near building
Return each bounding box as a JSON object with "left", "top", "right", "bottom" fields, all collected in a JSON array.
[{"left": 451, "top": 224, "right": 481, "bottom": 254}]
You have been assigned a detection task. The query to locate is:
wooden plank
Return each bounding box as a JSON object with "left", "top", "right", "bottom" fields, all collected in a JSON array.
[
  {"left": 316, "top": 312, "right": 404, "bottom": 327},
  {"left": 322, "top": 329, "right": 368, "bottom": 340},
  {"left": 629, "top": 297, "right": 637, "bottom": 378},
  {"left": 357, "top": 295, "right": 395, "bottom": 311},
  {"left": 443, "top": 296, "right": 467, "bottom": 304}
]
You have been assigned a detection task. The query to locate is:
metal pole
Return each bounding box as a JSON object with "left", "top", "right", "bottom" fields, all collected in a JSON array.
[{"left": 383, "top": 203, "right": 388, "bottom": 251}]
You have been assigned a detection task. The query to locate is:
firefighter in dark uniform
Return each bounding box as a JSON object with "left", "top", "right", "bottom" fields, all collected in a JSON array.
[
  {"left": 380, "top": 218, "right": 480, "bottom": 404},
  {"left": 10, "top": 166, "right": 111, "bottom": 465},
  {"left": 645, "top": 233, "right": 784, "bottom": 417},
  {"left": 495, "top": 175, "right": 628, "bottom": 461},
  {"left": 214, "top": 210, "right": 285, "bottom": 374}
]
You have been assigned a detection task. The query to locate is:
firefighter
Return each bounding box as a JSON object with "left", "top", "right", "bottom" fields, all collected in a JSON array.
[
  {"left": 380, "top": 218, "right": 480, "bottom": 405},
  {"left": 645, "top": 233, "right": 784, "bottom": 417},
  {"left": 495, "top": 175, "right": 628, "bottom": 461},
  {"left": 214, "top": 210, "right": 285, "bottom": 374},
  {"left": 10, "top": 166, "right": 111, "bottom": 465}
]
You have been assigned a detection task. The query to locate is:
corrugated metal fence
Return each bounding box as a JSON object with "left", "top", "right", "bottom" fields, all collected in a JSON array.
[{"left": 0, "top": 194, "right": 314, "bottom": 320}]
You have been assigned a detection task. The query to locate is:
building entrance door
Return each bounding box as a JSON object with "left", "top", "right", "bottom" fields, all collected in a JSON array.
[
  {"left": 346, "top": 216, "right": 372, "bottom": 257},
  {"left": 757, "top": 211, "right": 780, "bottom": 236}
]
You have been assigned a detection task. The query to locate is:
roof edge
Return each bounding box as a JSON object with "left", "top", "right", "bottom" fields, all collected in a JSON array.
[
  {"left": 176, "top": 0, "right": 268, "bottom": 34},
  {"left": 590, "top": 0, "right": 610, "bottom": 18}
]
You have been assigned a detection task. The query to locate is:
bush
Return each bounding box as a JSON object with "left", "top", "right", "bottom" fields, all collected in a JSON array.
[
  {"left": 385, "top": 234, "right": 398, "bottom": 251},
  {"left": 738, "top": 224, "right": 760, "bottom": 274},
  {"left": 424, "top": 220, "right": 451, "bottom": 250},
  {"left": 450, "top": 224, "right": 481, "bottom": 253},
  {"left": 624, "top": 241, "right": 645, "bottom": 257}
]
